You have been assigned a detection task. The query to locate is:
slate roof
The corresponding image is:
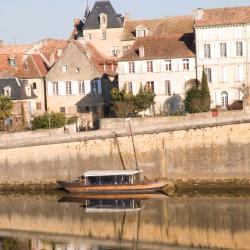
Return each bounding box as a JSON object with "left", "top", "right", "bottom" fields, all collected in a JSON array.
[
  {"left": 194, "top": 6, "right": 250, "bottom": 27},
  {"left": 122, "top": 15, "right": 194, "bottom": 41},
  {"left": 83, "top": 1, "right": 123, "bottom": 29},
  {"left": 0, "top": 78, "right": 36, "bottom": 100},
  {"left": 119, "top": 34, "right": 195, "bottom": 62}
]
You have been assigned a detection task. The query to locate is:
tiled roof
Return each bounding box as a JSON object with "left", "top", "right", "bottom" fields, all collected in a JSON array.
[
  {"left": 119, "top": 34, "right": 195, "bottom": 62},
  {"left": 0, "top": 44, "right": 32, "bottom": 54},
  {"left": 73, "top": 40, "right": 117, "bottom": 76},
  {"left": 83, "top": 1, "right": 123, "bottom": 30},
  {"left": 194, "top": 6, "right": 250, "bottom": 27},
  {"left": 122, "top": 15, "right": 194, "bottom": 41}
]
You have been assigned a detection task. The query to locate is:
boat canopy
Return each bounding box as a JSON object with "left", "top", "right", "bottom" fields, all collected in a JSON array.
[{"left": 84, "top": 170, "right": 141, "bottom": 177}]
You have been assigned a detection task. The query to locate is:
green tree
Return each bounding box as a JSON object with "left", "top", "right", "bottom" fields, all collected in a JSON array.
[
  {"left": 110, "top": 86, "right": 155, "bottom": 117},
  {"left": 200, "top": 68, "right": 211, "bottom": 111},
  {"left": 134, "top": 87, "right": 155, "bottom": 115},
  {"left": 0, "top": 95, "right": 13, "bottom": 130},
  {"left": 184, "top": 85, "right": 203, "bottom": 113},
  {"left": 184, "top": 70, "right": 211, "bottom": 113}
]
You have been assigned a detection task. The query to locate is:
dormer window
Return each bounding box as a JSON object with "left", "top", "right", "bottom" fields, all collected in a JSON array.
[
  {"left": 24, "top": 62, "right": 29, "bottom": 71},
  {"left": 135, "top": 26, "right": 148, "bottom": 38},
  {"left": 3, "top": 86, "right": 11, "bottom": 97},
  {"left": 62, "top": 65, "right": 67, "bottom": 73},
  {"left": 139, "top": 47, "right": 144, "bottom": 57},
  {"left": 100, "top": 13, "right": 108, "bottom": 29},
  {"left": 8, "top": 58, "right": 16, "bottom": 67}
]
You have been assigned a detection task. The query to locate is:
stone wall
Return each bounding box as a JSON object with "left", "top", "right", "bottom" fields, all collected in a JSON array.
[{"left": 1, "top": 115, "right": 250, "bottom": 186}]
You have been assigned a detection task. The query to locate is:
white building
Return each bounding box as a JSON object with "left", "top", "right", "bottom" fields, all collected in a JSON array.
[
  {"left": 118, "top": 34, "right": 196, "bottom": 115},
  {"left": 194, "top": 6, "right": 250, "bottom": 108}
]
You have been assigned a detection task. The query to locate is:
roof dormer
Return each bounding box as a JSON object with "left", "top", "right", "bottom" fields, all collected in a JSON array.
[
  {"left": 100, "top": 13, "right": 108, "bottom": 29},
  {"left": 135, "top": 25, "right": 149, "bottom": 38}
]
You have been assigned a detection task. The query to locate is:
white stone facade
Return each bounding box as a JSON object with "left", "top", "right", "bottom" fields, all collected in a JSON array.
[
  {"left": 118, "top": 58, "right": 196, "bottom": 114},
  {"left": 195, "top": 24, "right": 250, "bottom": 108}
]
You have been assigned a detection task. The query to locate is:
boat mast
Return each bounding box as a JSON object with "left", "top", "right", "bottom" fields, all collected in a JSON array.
[
  {"left": 112, "top": 131, "right": 126, "bottom": 170},
  {"left": 127, "top": 119, "right": 139, "bottom": 171}
]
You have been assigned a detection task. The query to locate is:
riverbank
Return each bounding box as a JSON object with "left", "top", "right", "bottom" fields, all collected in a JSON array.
[{"left": 1, "top": 114, "right": 250, "bottom": 189}]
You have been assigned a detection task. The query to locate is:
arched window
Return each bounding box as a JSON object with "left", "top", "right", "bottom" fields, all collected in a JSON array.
[{"left": 221, "top": 91, "right": 228, "bottom": 108}]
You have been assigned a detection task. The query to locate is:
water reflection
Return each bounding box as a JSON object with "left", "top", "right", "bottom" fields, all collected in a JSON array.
[{"left": 0, "top": 192, "right": 249, "bottom": 249}]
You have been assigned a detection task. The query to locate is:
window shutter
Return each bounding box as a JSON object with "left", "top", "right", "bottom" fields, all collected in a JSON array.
[
  {"left": 47, "top": 81, "right": 53, "bottom": 96},
  {"left": 85, "top": 80, "right": 91, "bottom": 94},
  {"left": 238, "top": 65, "right": 244, "bottom": 82},
  {"left": 214, "top": 43, "right": 220, "bottom": 58},
  {"left": 132, "top": 82, "right": 137, "bottom": 95},
  {"left": 223, "top": 67, "right": 228, "bottom": 82},
  {"left": 58, "top": 81, "right": 66, "bottom": 96},
  {"left": 98, "top": 80, "right": 102, "bottom": 94},
  {"left": 71, "top": 81, "right": 78, "bottom": 95},
  {"left": 199, "top": 44, "right": 204, "bottom": 59}
]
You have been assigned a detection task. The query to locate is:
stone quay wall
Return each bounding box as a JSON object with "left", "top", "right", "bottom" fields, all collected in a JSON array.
[{"left": 1, "top": 115, "right": 250, "bottom": 187}]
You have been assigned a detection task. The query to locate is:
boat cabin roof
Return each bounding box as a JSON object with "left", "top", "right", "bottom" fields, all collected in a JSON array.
[{"left": 84, "top": 170, "right": 141, "bottom": 177}]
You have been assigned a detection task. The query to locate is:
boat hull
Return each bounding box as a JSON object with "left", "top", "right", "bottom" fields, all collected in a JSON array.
[{"left": 57, "top": 180, "right": 168, "bottom": 194}]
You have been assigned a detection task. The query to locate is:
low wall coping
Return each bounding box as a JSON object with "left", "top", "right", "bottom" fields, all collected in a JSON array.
[{"left": 1, "top": 115, "right": 250, "bottom": 150}]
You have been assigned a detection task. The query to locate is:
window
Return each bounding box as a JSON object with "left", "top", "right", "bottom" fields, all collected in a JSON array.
[
  {"left": 66, "top": 81, "right": 72, "bottom": 95},
  {"left": 129, "top": 62, "right": 135, "bottom": 73},
  {"left": 183, "top": 59, "right": 189, "bottom": 70},
  {"left": 88, "top": 34, "right": 92, "bottom": 40},
  {"left": 205, "top": 68, "right": 212, "bottom": 82},
  {"left": 146, "top": 81, "right": 154, "bottom": 93},
  {"left": 36, "top": 102, "right": 42, "bottom": 110},
  {"left": 101, "top": 31, "right": 106, "bottom": 40},
  {"left": 60, "top": 107, "right": 66, "bottom": 114},
  {"left": 112, "top": 46, "right": 118, "bottom": 57},
  {"left": 165, "top": 80, "right": 171, "bottom": 95},
  {"left": 136, "top": 28, "right": 146, "bottom": 38},
  {"left": 32, "top": 82, "right": 37, "bottom": 89},
  {"left": 220, "top": 43, "right": 227, "bottom": 57},
  {"left": 8, "top": 58, "right": 16, "bottom": 67},
  {"left": 52, "top": 82, "right": 58, "bottom": 95},
  {"left": 147, "top": 61, "right": 153, "bottom": 72},
  {"left": 165, "top": 60, "right": 172, "bottom": 71},
  {"left": 3, "top": 86, "right": 11, "bottom": 97},
  {"left": 91, "top": 81, "right": 98, "bottom": 93},
  {"left": 76, "top": 67, "right": 80, "bottom": 73},
  {"left": 128, "top": 82, "right": 133, "bottom": 93},
  {"left": 221, "top": 92, "right": 228, "bottom": 108},
  {"left": 204, "top": 44, "right": 211, "bottom": 58},
  {"left": 79, "top": 81, "right": 85, "bottom": 94},
  {"left": 236, "top": 41, "right": 243, "bottom": 56},
  {"left": 62, "top": 65, "right": 67, "bottom": 73}
]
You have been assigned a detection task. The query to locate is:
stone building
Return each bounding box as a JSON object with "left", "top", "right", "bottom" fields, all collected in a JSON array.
[
  {"left": 0, "top": 77, "right": 37, "bottom": 129},
  {"left": 193, "top": 6, "right": 250, "bottom": 108},
  {"left": 118, "top": 16, "right": 196, "bottom": 115},
  {"left": 118, "top": 34, "right": 196, "bottom": 115},
  {"left": 0, "top": 39, "right": 67, "bottom": 114},
  {"left": 72, "top": 0, "right": 124, "bottom": 58},
  {"left": 46, "top": 40, "right": 117, "bottom": 124}
]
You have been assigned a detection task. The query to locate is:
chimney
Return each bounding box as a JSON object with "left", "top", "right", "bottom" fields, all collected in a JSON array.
[
  {"left": 193, "top": 8, "right": 204, "bottom": 21},
  {"left": 124, "top": 13, "right": 131, "bottom": 21},
  {"left": 0, "top": 40, "right": 3, "bottom": 46},
  {"left": 139, "top": 47, "right": 144, "bottom": 58}
]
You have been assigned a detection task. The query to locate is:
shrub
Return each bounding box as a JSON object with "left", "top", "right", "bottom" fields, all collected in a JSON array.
[
  {"left": 32, "top": 112, "right": 66, "bottom": 130},
  {"left": 228, "top": 100, "right": 243, "bottom": 110},
  {"left": 66, "top": 116, "right": 78, "bottom": 124}
]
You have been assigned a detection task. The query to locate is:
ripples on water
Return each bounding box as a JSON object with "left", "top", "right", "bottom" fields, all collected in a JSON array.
[{"left": 0, "top": 191, "right": 249, "bottom": 250}]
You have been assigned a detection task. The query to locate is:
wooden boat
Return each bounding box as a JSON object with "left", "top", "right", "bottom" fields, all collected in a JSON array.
[
  {"left": 57, "top": 170, "right": 168, "bottom": 194},
  {"left": 58, "top": 192, "right": 169, "bottom": 202}
]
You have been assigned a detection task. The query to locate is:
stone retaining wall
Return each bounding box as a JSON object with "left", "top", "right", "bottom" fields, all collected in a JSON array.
[{"left": 1, "top": 115, "right": 250, "bottom": 186}]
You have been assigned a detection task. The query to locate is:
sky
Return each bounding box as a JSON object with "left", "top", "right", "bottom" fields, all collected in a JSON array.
[{"left": 0, "top": 0, "right": 250, "bottom": 44}]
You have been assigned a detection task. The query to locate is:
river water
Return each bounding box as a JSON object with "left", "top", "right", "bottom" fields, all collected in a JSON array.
[{"left": 0, "top": 191, "right": 249, "bottom": 250}]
